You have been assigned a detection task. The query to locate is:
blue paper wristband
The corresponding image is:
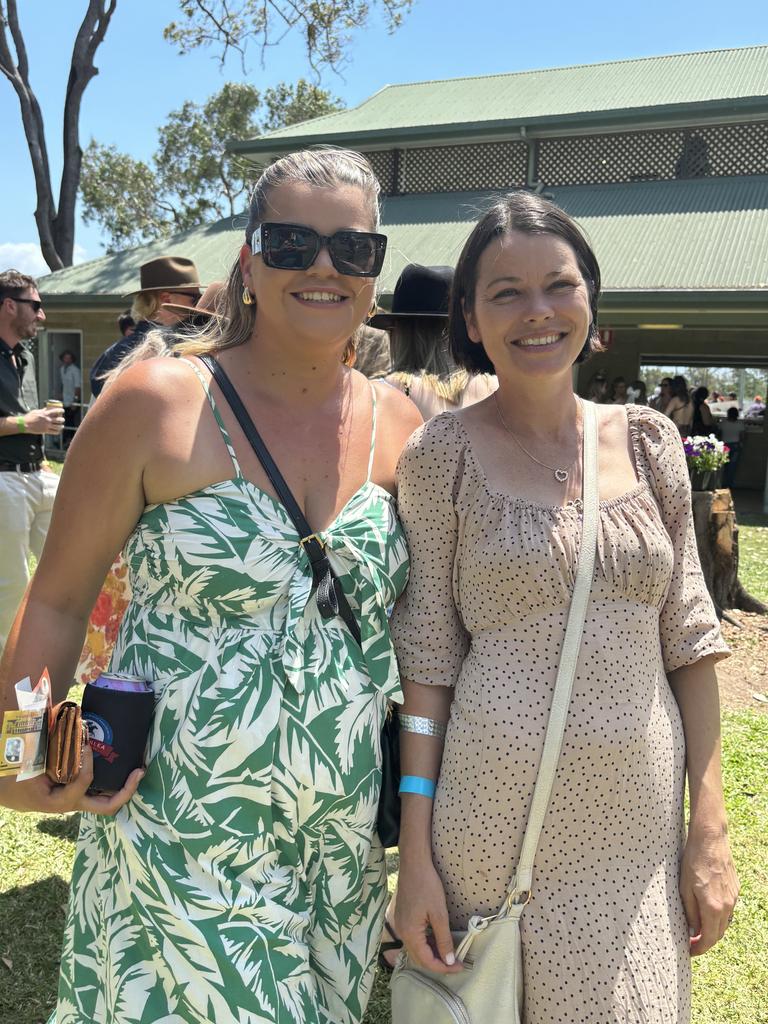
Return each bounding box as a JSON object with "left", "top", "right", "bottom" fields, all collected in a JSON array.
[{"left": 398, "top": 775, "right": 437, "bottom": 799}]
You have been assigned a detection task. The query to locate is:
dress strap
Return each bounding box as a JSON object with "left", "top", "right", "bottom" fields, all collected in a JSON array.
[
  {"left": 366, "top": 382, "right": 378, "bottom": 481},
  {"left": 176, "top": 356, "right": 242, "bottom": 477}
]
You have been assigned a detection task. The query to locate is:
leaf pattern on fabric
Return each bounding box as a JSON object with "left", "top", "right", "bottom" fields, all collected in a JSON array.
[{"left": 53, "top": 452, "right": 408, "bottom": 1024}]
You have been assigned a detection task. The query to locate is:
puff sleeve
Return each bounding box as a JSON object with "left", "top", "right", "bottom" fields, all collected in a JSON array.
[
  {"left": 631, "top": 406, "right": 730, "bottom": 673},
  {"left": 390, "top": 416, "right": 470, "bottom": 687}
]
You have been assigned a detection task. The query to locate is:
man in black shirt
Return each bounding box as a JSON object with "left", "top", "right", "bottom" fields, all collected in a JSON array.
[{"left": 0, "top": 269, "right": 64, "bottom": 653}]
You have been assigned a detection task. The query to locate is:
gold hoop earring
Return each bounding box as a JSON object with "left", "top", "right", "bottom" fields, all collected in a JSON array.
[{"left": 242, "top": 287, "right": 254, "bottom": 306}]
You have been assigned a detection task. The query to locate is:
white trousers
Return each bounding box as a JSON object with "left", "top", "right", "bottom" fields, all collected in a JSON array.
[{"left": 0, "top": 468, "right": 59, "bottom": 654}]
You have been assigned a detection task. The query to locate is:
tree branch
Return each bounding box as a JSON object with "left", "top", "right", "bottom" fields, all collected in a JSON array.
[
  {"left": 0, "top": 0, "right": 61, "bottom": 268},
  {"left": 57, "top": 0, "right": 118, "bottom": 265}
]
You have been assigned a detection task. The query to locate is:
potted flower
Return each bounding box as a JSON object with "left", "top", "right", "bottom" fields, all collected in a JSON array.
[{"left": 682, "top": 434, "right": 730, "bottom": 491}]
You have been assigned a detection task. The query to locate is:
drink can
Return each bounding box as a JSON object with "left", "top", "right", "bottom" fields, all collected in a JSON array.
[
  {"left": 92, "top": 673, "right": 151, "bottom": 694},
  {"left": 46, "top": 399, "right": 63, "bottom": 409},
  {"left": 82, "top": 676, "right": 154, "bottom": 794}
]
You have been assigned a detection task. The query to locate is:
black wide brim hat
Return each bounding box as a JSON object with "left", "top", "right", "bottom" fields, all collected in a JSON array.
[{"left": 369, "top": 264, "right": 453, "bottom": 329}]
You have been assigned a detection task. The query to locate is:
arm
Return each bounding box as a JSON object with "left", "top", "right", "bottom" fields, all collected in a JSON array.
[
  {"left": 389, "top": 418, "right": 470, "bottom": 973},
  {"left": 396, "top": 679, "right": 462, "bottom": 973},
  {"left": 639, "top": 407, "right": 737, "bottom": 954},
  {"left": 669, "top": 657, "right": 738, "bottom": 955},
  {"left": 0, "top": 407, "right": 64, "bottom": 436},
  {"left": 0, "top": 363, "right": 166, "bottom": 815}
]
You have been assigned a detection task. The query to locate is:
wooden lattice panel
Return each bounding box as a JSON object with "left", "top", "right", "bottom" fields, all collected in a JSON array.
[
  {"left": 366, "top": 149, "right": 397, "bottom": 194},
  {"left": 367, "top": 141, "right": 528, "bottom": 195},
  {"left": 538, "top": 122, "right": 768, "bottom": 185},
  {"left": 400, "top": 140, "right": 527, "bottom": 193}
]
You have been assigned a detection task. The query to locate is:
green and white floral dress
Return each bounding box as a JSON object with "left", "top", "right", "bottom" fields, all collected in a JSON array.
[{"left": 53, "top": 361, "right": 409, "bottom": 1024}]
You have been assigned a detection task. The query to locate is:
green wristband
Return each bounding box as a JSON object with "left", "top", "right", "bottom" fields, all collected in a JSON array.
[{"left": 16, "top": 415, "right": 27, "bottom": 434}]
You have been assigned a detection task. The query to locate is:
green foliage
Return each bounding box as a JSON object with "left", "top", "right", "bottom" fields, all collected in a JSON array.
[
  {"left": 164, "top": 0, "right": 412, "bottom": 74},
  {"left": 79, "top": 79, "right": 344, "bottom": 252}
]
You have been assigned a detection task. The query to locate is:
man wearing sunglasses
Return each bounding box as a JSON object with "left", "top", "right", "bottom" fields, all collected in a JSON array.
[
  {"left": 0, "top": 269, "right": 64, "bottom": 655},
  {"left": 90, "top": 255, "right": 203, "bottom": 397}
]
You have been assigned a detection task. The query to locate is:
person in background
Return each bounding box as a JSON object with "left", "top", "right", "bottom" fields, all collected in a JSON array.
[
  {"left": 690, "top": 386, "right": 715, "bottom": 436},
  {"left": 371, "top": 264, "right": 496, "bottom": 419},
  {"left": 627, "top": 379, "right": 648, "bottom": 404},
  {"left": 118, "top": 312, "right": 135, "bottom": 338},
  {"left": 352, "top": 324, "right": 391, "bottom": 378},
  {"left": 665, "top": 374, "right": 694, "bottom": 434},
  {"left": 89, "top": 256, "right": 203, "bottom": 397},
  {"left": 610, "top": 375, "right": 628, "bottom": 403},
  {"left": 585, "top": 370, "right": 608, "bottom": 403},
  {"left": 650, "top": 376, "right": 672, "bottom": 412},
  {"left": 59, "top": 350, "right": 81, "bottom": 448},
  {"left": 0, "top": 269, "right": 64, "bottom": 655},
  {"left": 721, "top": 408, "right": 745, "bottom": 489},
  {"left": 744, "top": 394, "right": 765, "bottom": 419}
]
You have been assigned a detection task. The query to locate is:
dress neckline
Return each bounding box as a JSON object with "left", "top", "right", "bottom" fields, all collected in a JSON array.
[
  {"left": 447, "top": 408, "right": 651, "bottom": 515},
  {"left": 143, "top": 476, "right": 395, "bottom": 537}
]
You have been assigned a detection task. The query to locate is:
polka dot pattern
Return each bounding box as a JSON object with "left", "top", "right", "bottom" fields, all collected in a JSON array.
[{"left": 390, "top": 404, "right": 729, "bottom": 1024}]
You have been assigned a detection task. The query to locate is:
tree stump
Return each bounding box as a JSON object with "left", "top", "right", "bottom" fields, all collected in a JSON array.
[{"left": 691, "top": 489, "right": 768, "bottom": 614}]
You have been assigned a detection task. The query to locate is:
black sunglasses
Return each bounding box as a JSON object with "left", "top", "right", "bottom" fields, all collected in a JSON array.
[
  {"left": 251, "top": 222, "right": 387, "bottom": 278},
  {"left": 8, "top": 296, "right": 43, "bottom": 313}
]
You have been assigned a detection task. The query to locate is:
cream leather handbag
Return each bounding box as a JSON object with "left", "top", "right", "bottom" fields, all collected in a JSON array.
[{"left": 391, "top": 400, "right": 599, "bottom": 1024}]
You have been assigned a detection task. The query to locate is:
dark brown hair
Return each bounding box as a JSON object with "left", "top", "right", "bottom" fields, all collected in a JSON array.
[
  {"left": 0, "top": 269, "right": 38, "bottom": 304},
  {"left": 449, "top": 191, "right": 602, "bottom": 374}
]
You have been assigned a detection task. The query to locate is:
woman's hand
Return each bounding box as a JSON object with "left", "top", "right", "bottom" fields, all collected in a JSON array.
[
  {"left": 0, "top": 745, "right": 144, "bottom": 816},
  {"left": 680, "top": 825, "right": 739, "bottom": 956},
  {"left": 395, "top": 857, "right": 463, "bottom": 975}
]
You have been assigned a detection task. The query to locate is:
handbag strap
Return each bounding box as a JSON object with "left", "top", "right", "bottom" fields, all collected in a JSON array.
[
  {"left": 505, "top": 399, "right": 599, "bottom": 906},
  {"left": 198, "top": 354, "right": 362, "bottom": 647}
]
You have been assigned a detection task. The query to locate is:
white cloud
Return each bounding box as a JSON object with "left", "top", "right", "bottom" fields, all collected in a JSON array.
[{"left": 0, "top": 241, "right": 89, "bottom": 277}]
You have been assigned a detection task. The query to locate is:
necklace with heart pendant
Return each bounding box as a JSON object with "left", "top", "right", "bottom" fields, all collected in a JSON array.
[{"left": 494, "top": 395, "right": 580, "bottom": 484}]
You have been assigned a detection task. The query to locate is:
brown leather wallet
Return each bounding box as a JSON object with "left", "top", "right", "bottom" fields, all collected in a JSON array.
[{"left": 46, "top": 701, "right": 88, "bottom": 785}]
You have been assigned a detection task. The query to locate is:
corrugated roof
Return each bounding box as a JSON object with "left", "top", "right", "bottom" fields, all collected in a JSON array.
[
  {"left": 238, "top": 46, "right": 768, "bottom": 145},
  {"left": 39, "top": 175, "right": 768, "bottom": 299}
]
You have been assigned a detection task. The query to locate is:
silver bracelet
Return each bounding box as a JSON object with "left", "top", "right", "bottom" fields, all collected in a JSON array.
[{"left": 399, "top": 714, "right": 447, "bottom": 739}]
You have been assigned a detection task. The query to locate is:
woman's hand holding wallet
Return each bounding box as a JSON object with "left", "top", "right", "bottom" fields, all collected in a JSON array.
[{"left": 0, "top": 746, "right": 144, "bottom": 815}]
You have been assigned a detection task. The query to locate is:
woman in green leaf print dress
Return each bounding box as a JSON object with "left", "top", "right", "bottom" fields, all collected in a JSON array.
[{"left": 0, "top": 148, "right": 422, "bottom": 1024}]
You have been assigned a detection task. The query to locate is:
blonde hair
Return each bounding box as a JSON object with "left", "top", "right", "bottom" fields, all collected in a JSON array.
[
  {"left": 131, "top": 291, "right": 164, "bottom": 321},
  {"left": 175, "top": 147, "right": 382, "bottom": 360}
]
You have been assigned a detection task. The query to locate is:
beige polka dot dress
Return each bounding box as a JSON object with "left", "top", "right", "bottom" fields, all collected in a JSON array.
[{"left": 390, "top": 404, "right": 729, "bottom": 1024}]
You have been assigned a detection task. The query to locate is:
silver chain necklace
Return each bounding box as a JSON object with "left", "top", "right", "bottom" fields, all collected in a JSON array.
[{"left": 494, "top": 394, "right": 581, "bottom": 483}]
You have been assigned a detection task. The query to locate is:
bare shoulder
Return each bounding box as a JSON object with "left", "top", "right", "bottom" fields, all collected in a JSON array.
[{"left": 371, "top": 376, "right": 423, "bottom": 442}]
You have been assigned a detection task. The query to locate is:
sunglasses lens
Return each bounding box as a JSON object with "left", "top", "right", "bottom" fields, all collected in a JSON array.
[
  {"left": 264, "top": 225, "right": 316, "bottom": 270},
  {"left": 259, "top": 224, "right": 386, "bottom": 276},
  {"left": 331, "top": 232, "right": 384, "bottom": 276}
]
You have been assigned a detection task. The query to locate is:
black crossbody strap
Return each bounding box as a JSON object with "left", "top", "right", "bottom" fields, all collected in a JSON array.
[{"left": 198, "top": 354, "right": 362, "bottom": 647}]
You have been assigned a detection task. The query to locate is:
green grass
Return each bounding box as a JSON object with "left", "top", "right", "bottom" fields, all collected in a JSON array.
[
  {"left": 739, "top": 524, "right": 768, "bottom": 605},
  {"left": 1, "top": 713, "right": 764, "bottom": 1024}
]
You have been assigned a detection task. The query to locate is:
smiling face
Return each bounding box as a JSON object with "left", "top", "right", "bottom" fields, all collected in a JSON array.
[
  {"left": 240, "top": 181, "right": 377, "bottom": 351},
  {"left": 464, "top": 230, "right": 592, "bottom": 386}
]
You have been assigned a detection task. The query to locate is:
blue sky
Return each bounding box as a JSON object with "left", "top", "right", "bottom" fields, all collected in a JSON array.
[{"left": 2, "top": 0, "right": 766, "bottom": 275}]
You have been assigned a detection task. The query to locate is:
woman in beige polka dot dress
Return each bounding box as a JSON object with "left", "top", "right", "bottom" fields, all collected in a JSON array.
[{"left": 391, "top": 193, "right": 738, "bottom": 1023}]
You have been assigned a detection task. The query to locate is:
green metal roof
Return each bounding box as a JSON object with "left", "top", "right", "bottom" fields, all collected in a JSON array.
[
  {"left": 39, "top": 175, "right": 768, "bottom": 302},
  {"left": 232, "top": 46, "right": 768, "bottom": 155}
]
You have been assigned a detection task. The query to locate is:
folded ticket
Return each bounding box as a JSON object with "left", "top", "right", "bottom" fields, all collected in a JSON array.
[{"left": 0, "top": 669, "right": 51, "bottom": 781}]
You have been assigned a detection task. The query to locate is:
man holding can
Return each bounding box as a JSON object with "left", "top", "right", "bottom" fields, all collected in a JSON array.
[{"left": 0, "top": 270, "right": 64, "bottom": 654}]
